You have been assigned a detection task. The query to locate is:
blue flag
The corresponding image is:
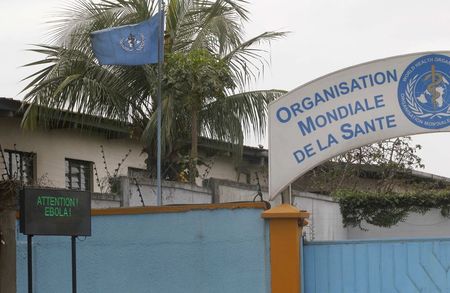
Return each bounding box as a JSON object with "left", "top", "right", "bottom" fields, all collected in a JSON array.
[{"left": 90, "top": 13, "right": 162, "bottom": 65}]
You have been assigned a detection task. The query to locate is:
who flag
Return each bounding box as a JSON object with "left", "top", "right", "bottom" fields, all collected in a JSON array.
[{"left": 90, "top": 13, "right": 162, "bottom": 65}]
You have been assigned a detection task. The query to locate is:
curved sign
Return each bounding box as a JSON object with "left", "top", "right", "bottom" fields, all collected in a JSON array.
[{"left": 269, "top": 52, "right": 450, "bottom": 200}]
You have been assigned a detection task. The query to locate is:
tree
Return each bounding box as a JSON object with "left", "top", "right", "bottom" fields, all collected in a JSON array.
[
  {"left": 297, "top": 137, "right": 425, "bottom": 194},
  {"left": 21, "top": 0, "right": 286, "bottom": 183}
]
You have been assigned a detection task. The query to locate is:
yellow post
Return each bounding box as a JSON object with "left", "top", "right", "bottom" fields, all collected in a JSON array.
[{"left": 262, "top": 204, "right": 310, "bottom": 293}]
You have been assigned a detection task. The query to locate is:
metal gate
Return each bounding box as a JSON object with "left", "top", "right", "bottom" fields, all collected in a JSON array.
[{"left": 303, "top": 238, "right": 450, "bottom": 293}]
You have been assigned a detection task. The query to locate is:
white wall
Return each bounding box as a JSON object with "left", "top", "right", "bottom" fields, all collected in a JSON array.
[
  {"left": 292, "top": 192, "right": 348, "bottom": 241},
  {"left": 0, "top": 117, "right": 147, "bottom": 193},
  {"left": 197, "top": 155, "right": 244, "bottom": 184},
  {"left": 91, "top": 199, "right": 121, "bottom": 208},
  {"left": 291, "top": 191, "right": 450, "bottom": 241},
  {"left": 347, "top": 209, "right": 450, "bottom": 239},
  {"left": 126, "top": 178, "right": 212, "bottom": 206},
  {"left": 124, "top": 177, "right": 279, "bottom": 207},
  {"left": 217, "top": 184, "right": 281, "bottom": 206},
  {"left": 197, "top": 153, "right": 268, "bottom": 186}
]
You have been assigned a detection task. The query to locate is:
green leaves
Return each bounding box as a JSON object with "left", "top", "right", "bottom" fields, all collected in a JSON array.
[
  {"left": 302, "top": 136, "right": 425, "bottom": 194},
  {"left": 21, "top": 0, "right": 287, "bottom": 181},
  {"left": 164, "top": 50, "right": 235, "bottom": 105},
  {"left": 334, "top": 190, "right": 450, "bottom": 229}
]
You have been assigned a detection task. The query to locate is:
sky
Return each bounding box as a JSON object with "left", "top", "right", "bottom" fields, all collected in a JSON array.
[{"left": 2, "top": 0, "right": 450, "bottom": 177}]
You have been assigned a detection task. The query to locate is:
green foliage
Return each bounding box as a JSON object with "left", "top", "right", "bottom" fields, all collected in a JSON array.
[
  {"left": 302, "top": 137, "right": 424, "bottom": 194},
  {"left": 334, "top": 189, "right": 450, "bottom": 229},
  {"left": 21, "top": 0, "right": 287, "bottom": 182},
  {"left": 163, "top": 50, "right": 235, "bottom": 102}
]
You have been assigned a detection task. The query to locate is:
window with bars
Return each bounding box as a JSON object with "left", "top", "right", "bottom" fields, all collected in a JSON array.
[
  {"left": 1, "top": 150, "right": 35, "bottom": 184},
  {"left": 65, "top": 159, "right": 93, "bottom": 191}
]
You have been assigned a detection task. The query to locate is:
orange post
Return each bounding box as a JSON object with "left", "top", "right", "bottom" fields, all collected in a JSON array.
[{"left": 262, "top": 204, "right": 310, "bottom": 293}]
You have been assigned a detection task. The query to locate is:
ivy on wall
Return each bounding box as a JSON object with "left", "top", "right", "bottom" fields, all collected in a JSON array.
[{"left": 333, "top": 190, "right": 450, "bottom": 229}]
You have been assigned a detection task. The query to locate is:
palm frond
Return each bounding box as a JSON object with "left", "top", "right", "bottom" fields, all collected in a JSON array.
[
  {"left": 222, "top": 31, "right": 287, "bottom": 88},
  {"left": 20, "top": 0, "right": 288, "bottom": 177},
  {"left": 201, "top": 89, "right": 286, "bottom": 141},
  {"left": 47, "top": 0, "right": 157, "bottom": 50},
  {"left": 21, "top": 45, "right": 148, "bottom": 128},
  {"left": 189, "top": 0, "right": 243, "bottom": 53},
  {"left": 142, "top": 93, "right": 188, "bottom": 159}
]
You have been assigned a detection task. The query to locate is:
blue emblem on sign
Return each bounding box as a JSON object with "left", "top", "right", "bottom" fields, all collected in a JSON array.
[
  {"left": 120, "top": 33, "right": 145, "bottom": 52},
  {"left": 398, "top": 54, "right": 450, "bottom": 129}
]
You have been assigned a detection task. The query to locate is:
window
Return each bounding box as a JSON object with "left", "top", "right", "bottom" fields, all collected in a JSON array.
[
  {"left": 65, "top": 159, "right": 92, "bottom": 191},
  {"left": 1, "top": 150, "right": 35, "bottom": 184}
]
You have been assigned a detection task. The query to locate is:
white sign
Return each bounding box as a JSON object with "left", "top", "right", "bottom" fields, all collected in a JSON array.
[{"left": 269, "top": 52, "right": 450, "bottom": 200}]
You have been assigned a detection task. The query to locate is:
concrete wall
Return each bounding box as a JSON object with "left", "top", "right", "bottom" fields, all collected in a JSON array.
[
  {"left": 204, "top": 178, "right": 280, "bottom": 206},
  {"left": 91, "top": 192, "right": 121, "bottom": 208},
  {"left": 347, "top": 209, "right": 450, "bottom": 239},
  {"left": 16, "top": 205, "right": 270, "bottom": 293},
  {"left": 292, "top": 192, "right": 347, "bottom": 241},
  {"left": 0, "top": 117, "right": 147, "bottom": 193},
  {"left": 122, "top": 177, "right": 279, "bottom": 207},
  {"left": 291, "top": 191, "right": 450, "bottom": 241},
  {"left": 196, "top": 152, "right": 268, "bottom": 187},
  {"left": 122, "top": 177, "right": 212, "bottom": 206},
  {"left": 197, "top": 155, "right": 245, "bottom": 184},
  {"left": 120, "top": 178, "right": 345, "bottom": 242}
]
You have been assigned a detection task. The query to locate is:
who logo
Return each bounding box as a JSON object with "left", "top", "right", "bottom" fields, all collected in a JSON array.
[{"left": 398, "top": 54, "right": 450, "bottom": 129}]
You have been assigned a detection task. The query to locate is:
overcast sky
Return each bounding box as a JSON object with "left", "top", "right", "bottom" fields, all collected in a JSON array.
[{"left": 2, "top": 0, "right": 450, "bottom": 177}]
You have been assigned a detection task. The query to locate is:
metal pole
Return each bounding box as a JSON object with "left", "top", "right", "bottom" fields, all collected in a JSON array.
[
  {"left": 71, "top": 236, "right": 77, "bottom": 293},
  {"left": 289, "top": 184, "right": 292, "bottom": 204},
  {"left": 156, "top": 0, "right": 164, "bottom": 206},
  {"left": 27, "top": 235, "right": 33, "bottom": 293}
]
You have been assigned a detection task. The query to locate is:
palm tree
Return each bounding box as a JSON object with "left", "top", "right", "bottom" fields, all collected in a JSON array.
[{"left": 21, "top": 0, "right": 286, "bottom": 183}]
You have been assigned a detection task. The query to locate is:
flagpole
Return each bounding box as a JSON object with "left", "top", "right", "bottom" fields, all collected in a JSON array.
[{"left": 156, "top": 0, "right": 164, "bottom": 206}]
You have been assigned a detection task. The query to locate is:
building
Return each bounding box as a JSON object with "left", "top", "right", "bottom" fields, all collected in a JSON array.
[
  {"left": 0, "top": 98, "right": 147, "bottom": 192},
  {"left": 0, "top": 97, "right": 268, "bottom": 204}
]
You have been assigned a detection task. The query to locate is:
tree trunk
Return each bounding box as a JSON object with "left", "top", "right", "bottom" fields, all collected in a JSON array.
[
  {"left": 189, "top": 108, "right": 198, "bottom": 184},
  {"left": 0, "top": 210, "right": 16, "bottom": 293},
  {"left": 0, "top": 182, "right": 17, "bottom": 293}
]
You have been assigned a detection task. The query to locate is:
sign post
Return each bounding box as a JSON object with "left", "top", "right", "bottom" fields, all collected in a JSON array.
[
  {"left": 20, "top": 187, "right": 91, "bottom": 293},
  {"left": 27, "top": 235, "right": 32, "bottom": 293},
  {"left": 268, "top": 51, "right": 450, "bottom": 200},
  {"left": 72, "top": 236, "right": 77, "bottom": 293}
]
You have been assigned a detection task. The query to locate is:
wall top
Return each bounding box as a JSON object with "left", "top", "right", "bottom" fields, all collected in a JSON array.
[
  {"left": 261, "top": 204, "right": 310, "bottom": 219},
  {"left": 92, "top": 201, "right": 268, "bottom": 216}
]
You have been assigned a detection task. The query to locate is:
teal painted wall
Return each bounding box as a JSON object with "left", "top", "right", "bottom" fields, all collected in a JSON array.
[
  {"left": 17, "top": 207, "right": 270, "bottom": 293},
  {"left": 304, "top": 238, "right": 450, "bottom": 293}
]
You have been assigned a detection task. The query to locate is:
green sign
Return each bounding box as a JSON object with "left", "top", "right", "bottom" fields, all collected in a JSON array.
[
  {"left": 20, "top": 188, "right": 91, "bottom": 236},
  {"left": 37, "top": 195, "right": 79, "bottom": 217}
]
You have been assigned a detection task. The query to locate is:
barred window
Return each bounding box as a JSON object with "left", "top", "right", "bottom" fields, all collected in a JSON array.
[
  {"left": 1, "top": 150, "right": 35, "bottom": 185},
  {"left": 65, "top": 159, "right": 92, "bottom": 191}
]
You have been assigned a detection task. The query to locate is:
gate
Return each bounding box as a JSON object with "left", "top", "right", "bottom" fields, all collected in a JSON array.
[{"left": 303, "top": 238, "right": 450, "bottom": 293}]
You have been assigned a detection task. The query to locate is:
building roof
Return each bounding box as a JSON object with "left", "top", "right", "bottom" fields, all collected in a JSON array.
[
  {"left": 0, "top": 97, "right": 269, "bottom": 157},
  {"left": 0, "top": 97, "right": 22, "bottom": 117},
  {"left": 0, "top": 97, "right": 130, "bottom": 139}
]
